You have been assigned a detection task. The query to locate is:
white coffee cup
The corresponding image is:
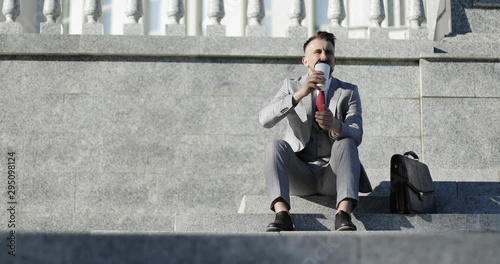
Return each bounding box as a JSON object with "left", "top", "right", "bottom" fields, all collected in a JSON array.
[{"left": 314, "top": 61, "right": 330, "bottom": 91}]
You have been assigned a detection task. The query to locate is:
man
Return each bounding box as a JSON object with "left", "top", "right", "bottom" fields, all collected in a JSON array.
[{"left": 259, "top": 31, "right": 372, "bottom": 232}]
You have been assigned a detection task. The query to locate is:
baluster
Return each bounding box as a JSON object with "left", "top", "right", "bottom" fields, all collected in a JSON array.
[
  {"left": 246, "top": 0, "right": 266, "bottom": 37},
  {"left": 126, "top": 0, "right": 143, "bottom": 24},
  {"left": 367, "top": 0, "right": 388, "bottom": 39},
  {"left": 369, "top": 0, "right": 385, "bottom": 28},
  {"left": 41, "top": 0, "right": 62, "bottom": 34},
  {"left": 328, "top": 0, "right": 345, "bottom": 27},
  {"left": 2, "top": 0, "right": 20, "bottom": 22},
  {"left": 124, "top": 0, "right": 144, "bottom": 35},
  {"left": 287, "top": 0, "right": 306, "bottom": 38},
  {"left": 289, "top": 0, "right": 305, "bottom": 27},
  {"left": 406, "top": 0, "right": 428, "bottom": 39},
  {"left": 83, "top": 0, "right": 103, "bottom": 35},
  {"left": 247, "top": 0, "right": 264, "bottom": 26},
  {"left": 327, "top": 0, "right": 347, "bottom": 39},
  {"left": 0, "top": 0, "right": 22, "bottom": 34},
  {"left": 207, "top": 0, "right": 224, "bottom": 25},
  {"left": 408, "top": 0, "right": 424, "bottom": 28},
  {"left": 84, "top": 0, "right": 102, "bottom": 24},
  {"left": 165, "top": 0, "right": 185, "bottom": 36},
  {"left": 43, "top": 0, "right": 61, "bottom": 23},
  {"left": 207, "top": 0, "right": 226, "bottom": 36}
]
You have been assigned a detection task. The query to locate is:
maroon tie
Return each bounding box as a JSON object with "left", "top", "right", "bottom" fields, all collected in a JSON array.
[{"left": 316, "top": 90, "right": 325, "bottom": 112}]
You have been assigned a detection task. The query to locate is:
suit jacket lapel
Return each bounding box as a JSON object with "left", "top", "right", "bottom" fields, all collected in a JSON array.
[
  {"left": 328, "top": 78, "right": 342, "bottom": 118},
  {"left": 297, "top": 74, "right": 313, "bottom": 121}
]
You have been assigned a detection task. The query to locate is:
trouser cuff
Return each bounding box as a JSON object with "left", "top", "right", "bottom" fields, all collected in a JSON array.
[{"left": 270, "top": 196, "right": 291, "bottom": 212}]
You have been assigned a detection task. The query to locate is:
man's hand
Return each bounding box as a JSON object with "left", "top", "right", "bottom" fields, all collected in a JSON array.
[
  {"left": 293, "top": 71, "right": 325, "bottom": 102},
  {"left": 315, "top": 106, "right": 341, "bottom": 133}
]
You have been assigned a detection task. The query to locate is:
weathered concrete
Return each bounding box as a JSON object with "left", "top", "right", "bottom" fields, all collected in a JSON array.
[
  {"left": 0, "top": 33, "right": 498, "bottom": 234},
  {"left": 1, "top": 232, "right": 498, "bottom": 264}
]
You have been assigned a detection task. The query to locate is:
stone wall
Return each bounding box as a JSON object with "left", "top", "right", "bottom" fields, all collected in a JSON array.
[{"left": 0, "top": 34, "right": 498, "bottom": 232}]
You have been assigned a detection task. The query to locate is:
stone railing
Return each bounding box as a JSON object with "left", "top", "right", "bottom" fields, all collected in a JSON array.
[{"left": 0, "top": 0, "right": 429, "bottom": 39}]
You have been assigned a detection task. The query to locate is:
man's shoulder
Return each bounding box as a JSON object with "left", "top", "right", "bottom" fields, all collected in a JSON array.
[
  {"left": 289, "top": 75, "right": 306, "bottom": 83},
  {"left": 281, "top": 75, "right": 307, "bottom": 90},
  {"left": 334, "top": 78, "right": 358, "bottom": 92}
]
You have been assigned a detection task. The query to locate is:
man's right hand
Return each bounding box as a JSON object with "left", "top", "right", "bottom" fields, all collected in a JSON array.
[{"left": 293, "top": 71, "right": 325, "bottom": 102}]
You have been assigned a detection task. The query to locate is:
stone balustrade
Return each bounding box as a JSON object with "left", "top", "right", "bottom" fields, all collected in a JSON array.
[
  {"left": 0, "top": 0, "right": 429, "bottom": 39},
  {"left": 0, "top": 0, "right": 498, "bottom": 243}
]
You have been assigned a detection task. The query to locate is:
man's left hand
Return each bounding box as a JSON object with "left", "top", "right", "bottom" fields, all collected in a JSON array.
[{"left": 315, "top": 105, "right": 341, "bottom": 133}]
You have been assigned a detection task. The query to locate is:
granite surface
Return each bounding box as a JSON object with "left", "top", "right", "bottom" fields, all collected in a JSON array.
[
  {"left": 206, "top": 25, "right": 226, "bottom": 37},
  {"left": 246, "top": 25, "right": 267, "bottom": 37},
  {"left": 0, "top": 22, "right": 22, "bottom": 34},
  {"left": 474, "top": 0, "right": 500, "bottom": 7},
  {"left": 165, "top": 24, "right": 186, "bottom": 36},
  {"left": 465, "top": 8, "right": 500, "bottom": 34},
  {"left": 366, "top": 28, "right": 389, "bottom": 39},
  {"left": 0, "top": 6, "right": 498, "bottom": 263},
  {"left": 82, "top": 23, "right": 103, "bottom": 35},
  {"left": 422, "top": 98, "right": 500, "bottom": 170},
  {"left": 175, "top": 213, "right": 500, "bottom": 232},
  {"left": 421, "top": 60, "right": 500, "bottom": 97},
  {"left": 287, "top": 26, "right": 308, "bottom": 38},
  {"left": 0, "top": 32, "right": 498, "bottom": 236},
  {"left": 406, "top": 27, "right": 429, "bottom": 40},
  {"left": 0, "top": 34, "right": 434, "bottom": 59},
  {"left": 1, "top": 232, "right": 498, "bottom": 264},
  {"left": 40, "top": 23, "right": 62, "bottom": 34},
  {"left": 239, "top": 194, "right": 500, "bottom": 214},
  {"left": 123, "top": 23, "right": 144, "bottom": 35}
]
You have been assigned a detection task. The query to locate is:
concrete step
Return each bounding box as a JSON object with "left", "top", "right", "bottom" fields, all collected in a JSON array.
[
  {"left": 464, "top": 8, "right": 500, "bottom": 34},
  {"left": 451, "top": 3, "right": 500, "bottom": 36},
  {"left": 369, "top": 181, "right": 500, "bottom": 197},
  {"left": 441, "top": 33, "right": 500, "bottom": 42},
  {"left": 1, "top": 231, "right": 499, "bottom": 264},
  {"left": 474, "top": 0, "right": 500, "bottom": 8},
  {"left": 434, "top": 35, "right": 500, "bottom": 55},
  {"left": 239, "top": 195, "right": 500, "bottom": 214},
  {"left": 174, "top": 213, "right": 500, "bottom": 233}
]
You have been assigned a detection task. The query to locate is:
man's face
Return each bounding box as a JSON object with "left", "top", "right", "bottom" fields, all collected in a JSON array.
[{"left": 302, "top": 38, "right": 335, "bottom": 75}]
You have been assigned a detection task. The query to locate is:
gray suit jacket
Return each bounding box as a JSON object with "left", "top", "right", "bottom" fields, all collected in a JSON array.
[{"left": 259, "top": 74, "right": 372, "bottom": 193}]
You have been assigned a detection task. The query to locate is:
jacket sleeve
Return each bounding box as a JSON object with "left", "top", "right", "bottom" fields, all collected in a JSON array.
[
  {"left": 258, "top": 79, "right": 297, "bottom": 129},
  {"left": 330, "top": 85, "right": 363, "bottom": 146}
]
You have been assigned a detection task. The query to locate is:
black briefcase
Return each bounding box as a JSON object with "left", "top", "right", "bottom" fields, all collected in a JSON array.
[{"left": 389, "top": 151, "right": 437, "bottom": 214}]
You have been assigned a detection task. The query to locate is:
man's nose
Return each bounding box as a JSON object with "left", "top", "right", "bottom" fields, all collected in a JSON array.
[{"left": 319, "top": 52, "right": 327, "bottom": 61}]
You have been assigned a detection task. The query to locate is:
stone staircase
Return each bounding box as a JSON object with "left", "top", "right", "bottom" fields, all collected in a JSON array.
[
  {"left": 2, "top": 181, "right": 498, "bottom": 264},
  {"left": 450, "top": 0, "right": 500, "bottom": 36},
  {"left": 1, "top": 0, "right": 500, "bottom": 263},
  {"left": 3, "top": 232, "right": 499, "bottom": 264},
  {"left": 176, "top": 181, "right": 500, "bottom": 233},
  {"left": 434, "top": 0, "right": 500, "bottom": 54}
]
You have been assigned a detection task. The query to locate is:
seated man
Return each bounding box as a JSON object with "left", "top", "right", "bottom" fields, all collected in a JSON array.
[{"left": 258, "top": 31, "right": 372, "bottom": 232}]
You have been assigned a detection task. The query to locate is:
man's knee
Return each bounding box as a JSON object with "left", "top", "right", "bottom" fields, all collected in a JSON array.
[
  {"left": 333, "top": 138, "right": 357, "bottom": 153},
  {"left": 332, "top": 138, "right": 360, "bottom": 164}
]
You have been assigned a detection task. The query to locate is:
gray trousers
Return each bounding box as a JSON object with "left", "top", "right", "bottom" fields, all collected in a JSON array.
[{"left": 265, "top": 138, "right": 361, "bottom": 212}]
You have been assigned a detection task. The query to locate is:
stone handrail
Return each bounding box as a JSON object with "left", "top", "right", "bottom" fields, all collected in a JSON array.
[{"left": 0, "top": 0, "right": 428, "bottom": 39}]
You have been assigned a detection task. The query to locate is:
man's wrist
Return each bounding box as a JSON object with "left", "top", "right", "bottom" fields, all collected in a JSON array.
[
  {"left": 292, "top": 91, "right": 305, "bottom": 102},
  {"left": 330, "top": 119, "right": 342, "bottom": 134}
]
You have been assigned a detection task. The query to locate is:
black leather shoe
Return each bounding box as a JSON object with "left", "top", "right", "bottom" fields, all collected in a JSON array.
[
  {"left": 266, "top": 211, "right": 294, "bottom": 232},
  {"left": 335, "top": 210, "right": 357, "bottom": 231}
]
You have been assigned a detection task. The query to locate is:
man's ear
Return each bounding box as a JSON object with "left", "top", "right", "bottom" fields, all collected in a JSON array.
[{"left": 302, "top": 56, "right": 308, "bottom": 68}]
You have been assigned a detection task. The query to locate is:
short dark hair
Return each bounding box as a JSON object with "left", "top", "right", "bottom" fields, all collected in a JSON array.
[{"left": 303, "top": 31, "right": 336, "bottom": 52}]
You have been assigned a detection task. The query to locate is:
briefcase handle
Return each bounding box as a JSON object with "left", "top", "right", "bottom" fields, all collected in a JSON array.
[{"left": 403, "top": 151, "right": 419, "bottom": 160}]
